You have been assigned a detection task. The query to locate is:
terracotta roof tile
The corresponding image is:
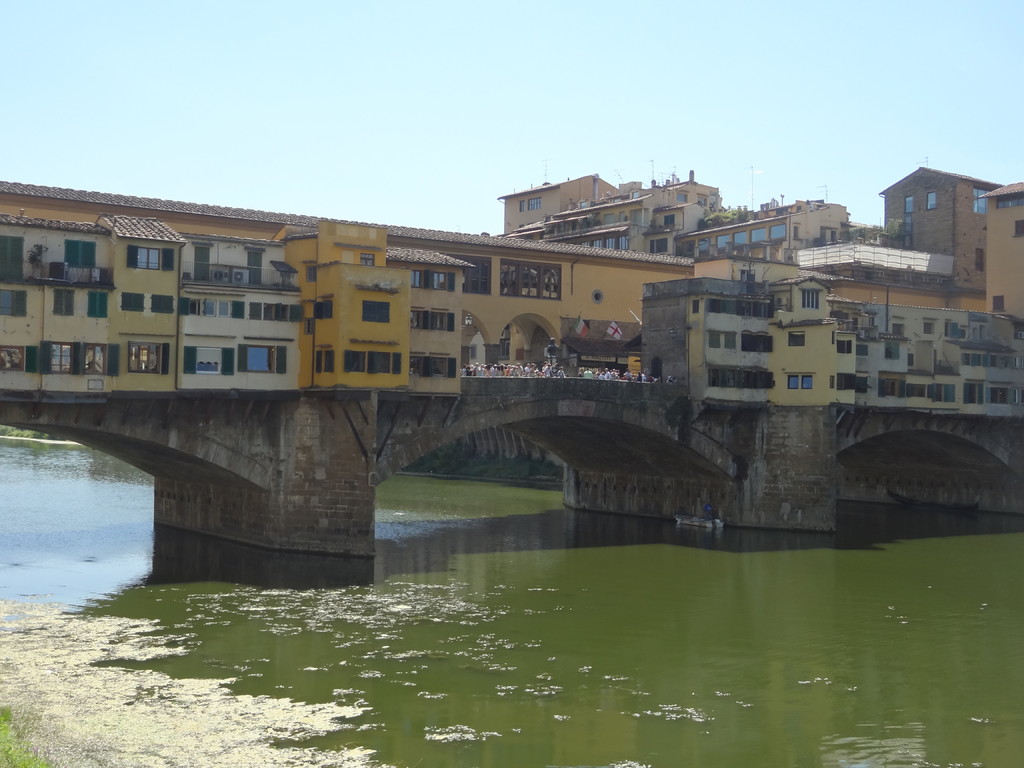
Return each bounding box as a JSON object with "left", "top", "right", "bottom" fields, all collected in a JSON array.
[
  {"left": 99, "top": 215, "right": 185, "bottom": 243},
  {"left": 0, "top": 212, "right": 108, "bottom": 234},
  {"left": 387, "top": 247, "right": 473, "bottom": 268},
  {"left": 982, "top": 182, "right": 1024, "bottom": 198}
]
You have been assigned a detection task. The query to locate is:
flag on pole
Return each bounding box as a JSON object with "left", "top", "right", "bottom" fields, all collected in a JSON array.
[
  {"left": 607, "top": 320, "right": 622, "bottom": 339},
  {"left": 572, "top": 314, "right": 589, "bottom": 337}
]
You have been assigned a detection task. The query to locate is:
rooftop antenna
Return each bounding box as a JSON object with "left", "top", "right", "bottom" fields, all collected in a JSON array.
[
  {"left": 918, "top": 156, "right": 929, "bottom": 168},
  {"left": 542, "top": 159, "right": 552, "bottom": 182},
  {"left": 750, "top": 166, "right": 763, "bottom": 208},
  {"left": 818, "top": 184, "right": 829, "bottom": 202}
]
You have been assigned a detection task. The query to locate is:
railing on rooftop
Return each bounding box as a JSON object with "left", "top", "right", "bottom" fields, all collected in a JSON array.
[{"left": 182, "top": 260, "right": 298, "bottom": 290}]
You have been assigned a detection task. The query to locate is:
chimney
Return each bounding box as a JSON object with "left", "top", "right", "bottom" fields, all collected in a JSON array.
[
  {"left": 688, "top": 170, "right": 695, "bottom": 183},
  {"left": 592, "top": 174, "right": 599, "bottom": 201}
]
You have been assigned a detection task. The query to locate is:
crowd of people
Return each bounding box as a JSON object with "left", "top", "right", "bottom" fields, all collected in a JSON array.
[{"left": 461, "top": 362, "right": 660, "bottom": 382}]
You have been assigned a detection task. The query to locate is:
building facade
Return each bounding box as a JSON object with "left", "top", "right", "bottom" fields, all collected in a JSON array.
[{"left": 879, "top": 167, "right": 1001, "bottom": 289}]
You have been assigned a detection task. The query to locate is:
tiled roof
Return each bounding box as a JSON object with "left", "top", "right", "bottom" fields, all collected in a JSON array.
[
  {"left": 180, "top": 232, "right": 285, "bottom": 247},
  {"left": 0, "top": 180, "right": 694, "bottom": 268},
  {"left": 879, "top": 167, "right": 1001, "bottom": 195},
  {"left": 982, "top": 182, "right": 1024, "bottom": 198},
  {"left": 497, "top": 181, "right": 563, "bottom": 199},
  {"left": 387, "top": 247, "right": 473, "bottom": 268},
  {"left": 0, "top": 212, "right": 108, "bottom": 234},
  {"left": 0, "top": 180, "right": 323, "bottom": 227},
  {"left": 98, "top": 215, "right": 186, "bottom": 243}
]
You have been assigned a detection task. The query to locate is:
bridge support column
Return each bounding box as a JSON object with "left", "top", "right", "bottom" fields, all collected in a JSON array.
[
  {"left": 734, "top": 406, "right": 837, "bottom": 531},
  {"left": 155, "top": 396, "right": 377, "bottom": 556}
]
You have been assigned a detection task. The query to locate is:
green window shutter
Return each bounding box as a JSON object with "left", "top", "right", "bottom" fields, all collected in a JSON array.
[
  {"left": 161, "top": 248, "right": 175, "bottom": 271},
  {"left": 392, "top": 352, "right": 401, "bottom": 374},
  {"left": 87, "top": 292, "right": 98, "bottom": 317},
  {"left": 13, "top": 290, "right": 27, "bottom": 316},
  {"left": 288, "top": 304, "right": 302, "bottom": 322},
  {"left": 83, "top": 241, "right": 96, "bottom": 268},
  {"left": 343, "top": 350, "right": 355, "bottom": 372},
  {"left": 248, "top": 302, "right": 261, "bottom": 320},
  {"left": 221, "top": 347, "right": 234, "bottom": 375},
  {"left": 237, "top": 344, "right": 248, "bottom": 372},
  {"left": 97, "top": 292, "right": 108, "bottom": 318},
  {"left": 71, "top": 342, "right": 85, "bottom": 375},
  {"left": 231, "top": 300, "right": 245, "bottom": 319},
  {"left": 275, "top": 346, "right": 287, "bottom": 373},
  {"left": 0, "top": 236, "right": 24, "bottom": 280},
  {"left": 126, "top": 245, "right": 138, "bottom": 268},
  {"left": 159, "top": 343, "right": 170, "bottom": 375},
  {"left": 878, "top": 376, "right": 885, "bottom": 397},
  {"left": 39, "top": 341, "right": 52, "bottom": 374},
  {"left": 447, "top": 357, "right": 456, "bottom": 378},
  {"left": 898, "top": 380, "right": 906, "bottom": 397},
  {"left": 24, "top": 345, "right": 38, "bottom": 373},
  {"left": 65, "top": 240, "right": 81, "bottom": 267},
  {"left": 447, "top": 271, "right": 455, "bottom": 291},
  {"left": 107, "top": 343, "right": 119, "bottom": 376},
  {"left": 447, "top": 312, "right": 455, "bottom": 331},
  {"left": 178, "top": 296, "right": 190, "bottom": 315},
  {"left": 183, "top": 346, "right": 197, "bottom": 374}
]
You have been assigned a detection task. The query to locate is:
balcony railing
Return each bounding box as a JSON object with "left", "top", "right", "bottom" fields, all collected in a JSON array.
[
  {"left": 182, "top": 260, "right": 298, "bottom": 290},
  {"left": 40, "top": 261, "right": 114, "bottom": 285}
]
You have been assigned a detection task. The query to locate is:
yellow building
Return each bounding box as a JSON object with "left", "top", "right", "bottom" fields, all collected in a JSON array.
[
  {"left": 287, "top": 221, "right": 409, "bottom": 391},
  {"left": 498, "top": 174, "right": 617, "bottom": 235},
  {"left": 981, "top": 182, "right": 1024, "bottom": 317}
]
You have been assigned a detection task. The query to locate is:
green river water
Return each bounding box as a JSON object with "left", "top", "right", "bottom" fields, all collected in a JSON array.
[{"left": 3, "top": 439, "right": 1024, "bottom": 767}]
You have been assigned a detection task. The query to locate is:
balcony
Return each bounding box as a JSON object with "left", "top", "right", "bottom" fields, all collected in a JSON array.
[
  {"left": 41, "top": 261, "right": 113, "bottom": 285},
  {"left": 182, "top": 260, "right": 298, "bottom": 291}
]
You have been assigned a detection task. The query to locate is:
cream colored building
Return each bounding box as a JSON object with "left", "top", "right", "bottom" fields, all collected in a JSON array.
[
  {"left": 982, "top": 182, "right": 1024, "bottom": 317},
  {"left": 498, "top": 174, "right": 617, "bottom": 235}
]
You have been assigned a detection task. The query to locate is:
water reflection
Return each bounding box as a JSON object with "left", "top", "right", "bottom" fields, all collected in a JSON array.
[{"left": 144, "top": 500, "right": 1024, "bottom": 591}]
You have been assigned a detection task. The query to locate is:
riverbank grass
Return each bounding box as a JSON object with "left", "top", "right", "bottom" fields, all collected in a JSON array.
[{"left": 0, "top": 708, "right": 51, "bottom": 768}]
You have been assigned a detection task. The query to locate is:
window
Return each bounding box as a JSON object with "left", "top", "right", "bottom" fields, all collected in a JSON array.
[
  {"left": 800, "top": 289, "right": 820, "bottom": 309},
  {"left": 649, "top": 238, "right": 668, "bottom": 253},
  {"left": 128, "top": 342, "right": 166, "bottom": 373},
  {"left": 48, "top": 342, "right": 73, "bottom": 373},
  {"left": 499, "top": 260, "right": 561, "bottom": 299},
  {"left": 708, "top": 331, "right": 721, "bottom": 349},
  {"left": 462, "top": 257, "right": 490, "bottom": 294},
  {"left": 0, "top": 236, "right": 24, "bottom": 281},
  {"left": 527, "top": 196, "right": 541, "bottom": 210},
  {"left": 788, "top": 332, "right": 805, "bottom": 346},
  {"left": 184, "top": 346, "right": 230, "bottom": 374},
  {"left": 930, "top": 383, "right": 957, "bottom": 403},
  {"left": 84, "top": 344, "right": 106, "bottom": 374},
  {"left": 65, "top": 240, "right": 97, "bottom": 268},
  {"left": 238, "top": 344, "right": 285, "bottom": 373},
  {"left": 884, "top": 341, "right": 900, "bottom": 359},
  {"left": 904, "top": 195, "right": 914, "bottom": 214},
  {"left": 360, "top": 253, "right": 375, "bottom": 266},
  {"left": 121, "top": 292, "right": 145, "bottom": 312},
  {"left": 891, "top": 322, "right": 904, "bottom": 337},
  {"left": 676, "top": 193, "right": 688, "bottom": 203},
  {"left": 362, "top": 300, "right": 390, "bottom": 323},
  {"left": 993, "top": 295, "right": 1005, "bottom": 312},
  {"left": 409, "top": 355, "right": 457, "bottom": 378},
  {"left": 793, "top": 225, "right": 800, "bottom": 240},
  {"left": 801, "top": 375, "right": 813, "bottom": 389},
  {"left": 430, "top": 271, "right": 456, "bottom": 291},
  {"left": 127, "top": 246, "right": 161, "bottom": 270},
  {"left": 0, "top": 289, "right": 27, "bottom": 316},
  {"left": 344, "top": 350, "right": 366, "bottom": 372},
  {"left": 926, "top": 191, "right": 937, "bottom": 210},
  {"left": 53, "top": 288, "right": 74, "bottom": 316},
  {"left": 663, "top": 214, "right": 676, "bottom": 227},
  {"left": 305, "top": 265, "right": 317, "bottom": 282},
  {"left": 734, "top": 231, "right": 748, "bottom": 244},
  {"left": 315, "top": 349, "right": 335, "bottom": 373},
  {"left": 769, "top": 223, "right": 786, "bottom": 240},
  {"left": 87, "top": 291, "right": 108, "bottom": 318},
  {"left": 367, "top": 351, "right": 402, "bottom": 374},
  {"left": 906, "top": 383, "right": 927, "bottom": 398},
  {"left": 518, "top": 200, "right": 526, "bottom": 213},
  {"left": 963, "top": 381, "right": 983, "bottom": 404},
  {"left": 836, "top": 372, "right": 857, "bottom": 390},
  {"left": 856, "top": 343, "right": 868, "bottom": 356},
  {"left": 741, "top": 333, "right": 773, "bottom": 352},
  {"left": 193, "top": 246, "right": 212, "bottom": 280},
  {"left": 787, "top": 375, "right": 800, "bottom": 389},
  {"left": 972, "top": 188, "right": 988, "bottom": 214},
  {"left": 151, "top": 294, "right": 175, "bottom": 314},
  {"left": 836, "top": 338, "right": 852, "bottom": 354},
  {"left": 246, "top": 249, "right": 263, "bottom": 285},
  {"left": 750, "top": 228, "right": 766, "bottom": 242},
  {"left": 0, "top": 346, "right": 25, "bottom": 371},
  {"left": 923, "top": 320, "right": 935, "bottom": 335},
  {"left": 976, "top": 248, "right": 985, "bottom": 272}
]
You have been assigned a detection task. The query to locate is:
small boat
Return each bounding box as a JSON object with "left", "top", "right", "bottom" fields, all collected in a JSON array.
[
  {"left": 675, "top": 505, "right": 724, "bottom": 529},
  {"left": 886, "top": 490, "right": 979, "bottom": 516},
  {"left": 675, "top": 514, "right": 724, "bottom": 529}
]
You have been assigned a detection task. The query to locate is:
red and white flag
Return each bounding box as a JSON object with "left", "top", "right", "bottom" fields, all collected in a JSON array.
[{"left": 606, "top": 320, "right": 622, "bottom": 339}]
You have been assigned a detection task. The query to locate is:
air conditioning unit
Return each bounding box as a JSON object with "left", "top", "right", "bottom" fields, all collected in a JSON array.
[
  {"left": 211, "top": 269, "right": 229, "bottom": 283},
  {"left": 231, "top": 268, "right": 249, "bottom": 285}
]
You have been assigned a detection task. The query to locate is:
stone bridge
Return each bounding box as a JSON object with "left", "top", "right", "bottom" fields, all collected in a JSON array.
[{"left": 1, "top": 381, "right": 1021, "bottom": 555}]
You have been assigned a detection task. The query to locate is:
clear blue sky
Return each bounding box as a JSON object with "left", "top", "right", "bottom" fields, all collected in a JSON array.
[{"left": 6, "top": 1, "right": 1021, "bottom": 234}]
